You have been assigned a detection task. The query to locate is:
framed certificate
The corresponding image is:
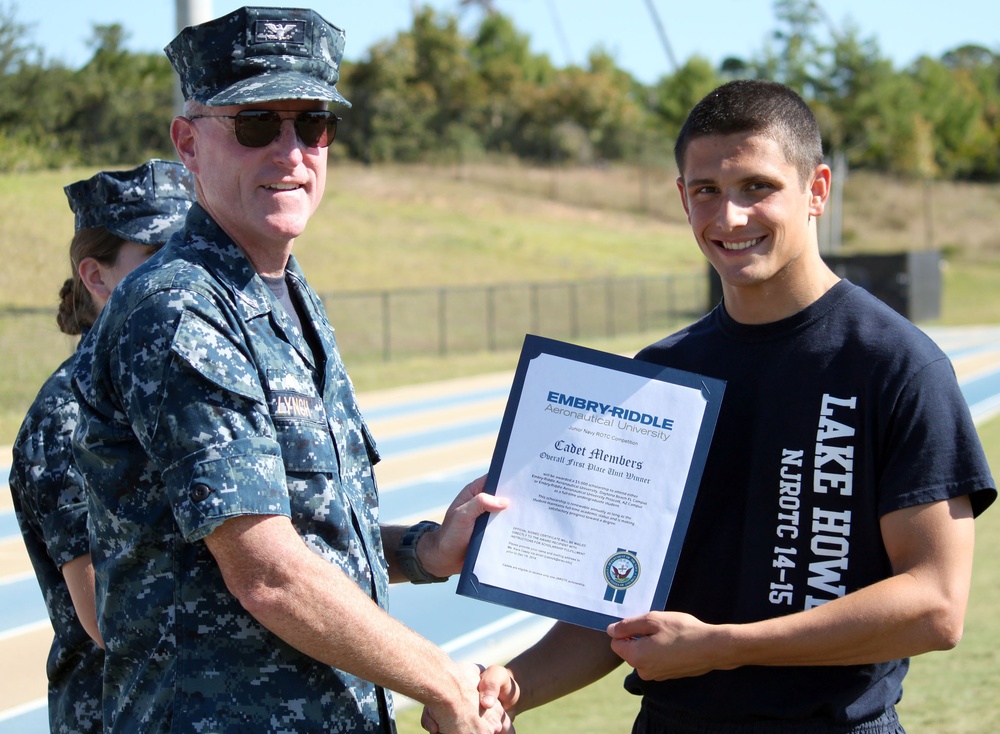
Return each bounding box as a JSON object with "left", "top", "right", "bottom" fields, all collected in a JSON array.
[{"left": 457, "top": 335, "right": 725, "bottom": 630}]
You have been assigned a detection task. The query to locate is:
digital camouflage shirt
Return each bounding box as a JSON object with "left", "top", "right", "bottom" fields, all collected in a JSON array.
[
  {"left": 10, "top": 351, "right": 103, "bottom": 734},
  {"left": 73, "top": 204, "right": 393, "bottom": 733}
]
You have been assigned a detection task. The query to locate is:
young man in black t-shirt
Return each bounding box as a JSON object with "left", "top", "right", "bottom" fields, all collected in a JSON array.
[{"left": 468, "top": 80, "right": 996, "bottom": 734}]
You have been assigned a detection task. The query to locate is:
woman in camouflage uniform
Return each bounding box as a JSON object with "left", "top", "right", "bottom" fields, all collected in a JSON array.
[{"left": 8, "top": 159, "right": 193, "bottom": 733}]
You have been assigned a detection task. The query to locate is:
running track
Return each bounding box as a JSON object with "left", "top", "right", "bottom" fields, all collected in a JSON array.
[{"left": 2, "top": 325, "right": 999, "bottom": 730}]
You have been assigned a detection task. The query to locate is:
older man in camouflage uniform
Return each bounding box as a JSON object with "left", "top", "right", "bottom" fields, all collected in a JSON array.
[
  {"left": 11, "top": 159, "right": 194, "bottom": 734},
  {"left": 73, "top": 7, "right": 506, "bottom": 733}
]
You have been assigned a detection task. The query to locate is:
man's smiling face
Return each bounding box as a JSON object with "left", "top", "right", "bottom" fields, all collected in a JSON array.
[
  {"left": 178, "top": 98, "right": 328, "bottom": 263},
  {"left": 677, "top": 131, "right": 829, "bottom": 320}
]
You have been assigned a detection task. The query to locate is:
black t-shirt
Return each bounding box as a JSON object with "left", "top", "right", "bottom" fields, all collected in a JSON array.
[{"left": 626, "top": 280, "right": 996, "bottom": 726}]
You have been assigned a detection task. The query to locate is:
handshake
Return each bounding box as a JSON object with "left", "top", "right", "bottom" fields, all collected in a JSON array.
[
  {"left": 419, "top": 662, "right": 520, "bottom": 734},
  {"left": 415, "top": 608, "right": 712, "bottom": 733}
]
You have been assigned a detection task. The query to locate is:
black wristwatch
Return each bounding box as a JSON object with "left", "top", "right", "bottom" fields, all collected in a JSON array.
[{"left": 396, "top": 521, "right": 449, "bottom": 584}]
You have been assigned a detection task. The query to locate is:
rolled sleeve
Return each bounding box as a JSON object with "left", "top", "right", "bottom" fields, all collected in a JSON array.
[
  {"left": 111, "top": 291, "right": 295, "bottom": 542},
  {"left": 42, "top": 501, "right": 91, "bottom": 568},
  {"left": 164, "top": 438, "right": 291, "bottom": 542}
]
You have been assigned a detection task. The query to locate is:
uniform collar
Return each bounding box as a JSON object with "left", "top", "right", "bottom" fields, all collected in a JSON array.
[{"left": 179, "top": 203, "right": 307, "bottom": 322}]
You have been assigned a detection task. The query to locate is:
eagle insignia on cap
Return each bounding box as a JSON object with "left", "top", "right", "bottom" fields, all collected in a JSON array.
[{"left": 255, "top": 21, "right": 305, "bottom": 43}]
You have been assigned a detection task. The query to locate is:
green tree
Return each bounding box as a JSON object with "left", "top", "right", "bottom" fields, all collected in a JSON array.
[
  {"left": 338, "top": 36, "right": 436, "bottom": 163},
  {"left": 940, "top": 45, "right": 1000, "bottom": 179},
  {"left": 467, "top": 12, "right": 554, "bottom": 154},
  {"left": 812, "top": 23, "right": 894, "bottom": 165},
  {"left": 583, "top": 50, "right": 649, "bottom": 161},
  {"left": 753, "top": 0, "right": 832, "bottom": 96},
  {"left": 908, "top": 55, "right": 993, "bottom": 179},
  {"left": 0, "top": 0, "right": 33, "bottom": 76},
  {"left": 0, "top": 2, "right": 53, "bottom": 170},
  {"left": 835, "top": 64, "right": 920, "bottom": 173},
  {"left": 648, "top": 56, "right": 720, "bottom": 147},
  {"left": 508, "top": 49, "right": 649, "bottom": 164},
  {"left": 340, "top": 7, "right": 485, "bottom": 163},
  {"left": 63, "top": 24, "right": 175, "bottom": 165},
  {"left": 4, "top": 0, "right": 992, "bottom": 180}
]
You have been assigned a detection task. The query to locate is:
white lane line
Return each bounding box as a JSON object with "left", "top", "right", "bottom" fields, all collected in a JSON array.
[
  {"left": 0, "top": 619, "right": 50, "bottom": 642},
  {"left": 0, "top": 697, "right": 46, "bottom": 722}
]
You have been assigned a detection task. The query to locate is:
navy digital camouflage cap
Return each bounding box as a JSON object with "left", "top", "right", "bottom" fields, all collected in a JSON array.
[
  {"left": 63, "top": 160, "right": 196, "bottom": 247},
  {"left": 165, "top": 6, "right": 351, "bottom": 107}
]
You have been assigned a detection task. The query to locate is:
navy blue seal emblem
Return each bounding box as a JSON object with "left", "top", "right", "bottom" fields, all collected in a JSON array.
[{"left": 603, "top": 548, "right": 640, "bottom": 603}]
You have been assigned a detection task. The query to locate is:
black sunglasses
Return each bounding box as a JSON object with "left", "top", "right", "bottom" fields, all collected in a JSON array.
[{"left": 188, "top": 109, "right": 340, "bottom": 148}]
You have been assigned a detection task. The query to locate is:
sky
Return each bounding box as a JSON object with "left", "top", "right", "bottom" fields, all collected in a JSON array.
[{"left": 9, "top": 0, "right": 1000, "bottom": 84}]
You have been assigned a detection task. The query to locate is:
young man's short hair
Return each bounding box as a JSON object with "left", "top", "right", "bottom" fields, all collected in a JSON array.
[{"left": 674, "top": 79, "right": 824, "bottom": 185}]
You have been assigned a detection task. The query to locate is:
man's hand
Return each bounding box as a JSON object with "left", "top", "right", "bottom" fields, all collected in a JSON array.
[
  {"left": 608, "top": 612, "right": 729, "bottom": 681},
  {"left": 478, "top": 663, "right": 518, "bottom": 726},
  {"left": 609, "top": 497, "right": 980, "bottom": 680},
  {"left": 420, "top": 662, "right": 512, "bottom": 733},
  {"left": 419, "top": 476, "right": 509, "bottom": 578}
]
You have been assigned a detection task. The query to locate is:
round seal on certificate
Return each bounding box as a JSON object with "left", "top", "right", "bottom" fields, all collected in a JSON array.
[{"left": 604, "top": 550, "right": 640, "bottom": 591}]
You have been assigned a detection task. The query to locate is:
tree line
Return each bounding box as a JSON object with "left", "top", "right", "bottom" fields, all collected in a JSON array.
[{"left": 2, "top": 0, "right": 999, "bottom": 181}]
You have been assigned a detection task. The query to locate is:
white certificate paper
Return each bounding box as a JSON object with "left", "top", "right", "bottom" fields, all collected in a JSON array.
[{"left": 458, "top": 335, "right": 725, "bottom": 630}]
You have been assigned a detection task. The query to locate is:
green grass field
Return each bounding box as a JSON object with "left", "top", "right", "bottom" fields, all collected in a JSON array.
[{"left": 4, "top": 162, "right": 1000, "bottom": 731}]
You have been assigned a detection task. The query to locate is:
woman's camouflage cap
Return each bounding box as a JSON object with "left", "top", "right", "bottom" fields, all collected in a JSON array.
[
  {"left": 165, "top": 6, "right": 351, "bottom": 107},
  {"left": 63, "top": 160, "right": 196, "bottom": 246}
]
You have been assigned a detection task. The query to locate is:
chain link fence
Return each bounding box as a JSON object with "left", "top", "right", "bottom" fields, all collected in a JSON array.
[
  {"left": 0, "top": 273, "right": 709, "bottom": 439},
  {"left": 320, "top": 272, "right": 708, "bottom": 362}
]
